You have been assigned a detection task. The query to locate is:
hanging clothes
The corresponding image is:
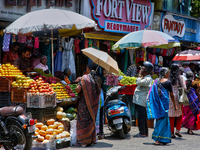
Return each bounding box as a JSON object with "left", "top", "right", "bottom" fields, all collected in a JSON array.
[
  {"left": 42, "top": 43, "right": 54, "bottom": 72},
  {"left": 62, "top": 38, "right": 76, "bottom": 81},
  {"left": 17, "top": 35, "right": 27, "bottom": 43},
  {"left": 54, "top": 50, "right": 62, "bottom": 72},
  {"left": 33, "top": 37, "right": 40, "bottom": 56},
  {"left": 26, "top": 36, "right": 33, "bottom": 49},
  {"left": 88, "top": 39, "right": 93, "bottom": 47},
  {"left": 3, "top": 33, "right": 11, "bottom": 52},
  {"left": 74, "top": 38, "right": 81, "bottom": 53},
  {"left": 84, "top": 39, "right": 89, "bottom": 48}
]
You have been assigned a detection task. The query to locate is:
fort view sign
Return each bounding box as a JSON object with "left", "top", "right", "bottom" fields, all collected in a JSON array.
[{"left": 90, "top": 0, "right": 152, "bottom": 33}]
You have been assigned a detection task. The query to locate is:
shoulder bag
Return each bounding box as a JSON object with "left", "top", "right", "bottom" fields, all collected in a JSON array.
[{"left": 178, "top": 76, "right": 189, "bottom": 105}]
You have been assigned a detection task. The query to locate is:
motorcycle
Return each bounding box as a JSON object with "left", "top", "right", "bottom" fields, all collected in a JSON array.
[
  {"left": 0, "top": 105, "right": 36, "bottom": 150},
  {"left": 105, "top": 86, "right": 131, "bottom": 139}
]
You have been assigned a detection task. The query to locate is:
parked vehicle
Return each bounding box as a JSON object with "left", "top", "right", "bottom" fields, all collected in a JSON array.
[
  {"left": 0, "top": 105, "right": 36, "bottom": 150},
  {"left": 105, "top": 86, "right": 131, "bottom": 139}
]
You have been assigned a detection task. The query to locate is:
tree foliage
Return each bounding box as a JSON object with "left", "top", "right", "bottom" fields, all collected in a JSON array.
[{"left": 190, "top": 0, "right": 200, "bottom": 17}]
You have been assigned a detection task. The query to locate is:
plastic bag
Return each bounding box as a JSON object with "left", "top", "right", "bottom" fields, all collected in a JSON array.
[{"left": 70, "top": 120, "right": 77, "bottom": 146}]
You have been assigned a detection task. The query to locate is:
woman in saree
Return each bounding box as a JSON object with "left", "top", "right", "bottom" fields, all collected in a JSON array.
[
  {"left": 146, "top": 67, "right": 177, "bottom": 145},
  {"left": 75, "top": 64, "right": 100, "bottom": 147},
  {"left": 182, "top": 71, "right": 200, "bottom": 134}
]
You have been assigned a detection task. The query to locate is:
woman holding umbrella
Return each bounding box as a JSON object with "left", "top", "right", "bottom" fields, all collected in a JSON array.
[{"left": 75, "top": 63, "right": 101, "bottom": 147}]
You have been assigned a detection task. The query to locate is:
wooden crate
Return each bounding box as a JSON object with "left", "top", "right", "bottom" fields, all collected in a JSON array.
[
  {"left": 135, "top": 119, "right": 154, "bottom": 128},
  {"left": 11, "top": 87, "right": 27, "bottom": 103},
  {"left": 0, "top": 77, "right": 11, "bottom": 92}
]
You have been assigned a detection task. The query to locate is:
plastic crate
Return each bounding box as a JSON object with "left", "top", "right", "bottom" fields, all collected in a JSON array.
[
  {"left": 0, "top": 92, "right": 11, "bottom": 108},
  {"left": 56, "top": 138, "right": 70, "bottom": 149},
  {"left": 11, "top": 87, "right": 27, "bottom": 102},
  {"left": 0, "top": 77, "right": 11, "bottom": 92},
  {"left": 10, "top": 102, "right": 27, "bottom": 114},
  {"left": 27, "top": 93, "right": 56, "bottom": 108},
  {"left": 26, "top": 108, "right": 56, "bottom": 123},
  {"left": 118, "top": 83, "right": 137, "bottom": 95}
]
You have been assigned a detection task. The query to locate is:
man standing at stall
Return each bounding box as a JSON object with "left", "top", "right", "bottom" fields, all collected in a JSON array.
[
  {"left": 14, "top": 47, "right": 33, "bottom": 74},
  {"left": 2, "top": 42, "right": 20, "bottom": 64},
  {"left": 133, "top": 61, "right": 154, "bottom": 137}
]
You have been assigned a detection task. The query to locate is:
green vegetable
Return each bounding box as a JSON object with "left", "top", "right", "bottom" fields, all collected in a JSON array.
[
  {"left": 66, "top": 107, "right": 75, "bottom": 113},
  {"left": 66, "top": 113, "right": 75, "bottom": 120}
]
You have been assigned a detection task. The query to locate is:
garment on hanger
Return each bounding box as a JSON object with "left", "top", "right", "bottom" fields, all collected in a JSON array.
[
  {"left": 88, "top": 39, "right": 93, "bottom": 47},
  {"left": 104, "top": 41, "right": 111, "bottom": 53},
  {"left": 62, "top": 38, "right": 76, "bottom": 81},
  {"left": 96, "top": 40, "right": 100, "bottom": 50},
  {"left": 26, "top": 36, "right": 33, "bottom": 49},
  {"left": 42, "top": 42, "right": 54, "bottom": 72},
  {"left": 17, "top": 35, "right": 27, "bottom": 43},
  {"left": 3, "top": 33, "right": 11, "bottom": 52},
  {"left": 84, "top": 39, "right": 89, "bottom": 48},
  {"left": 158, "top": 56, "right": 163, "bottom": 66},
  {"left": 74, "top": 38, "right": 80, "bottom": 53},
  {"left": 54, "top": 50, "right": 62, "bottom": 72}
]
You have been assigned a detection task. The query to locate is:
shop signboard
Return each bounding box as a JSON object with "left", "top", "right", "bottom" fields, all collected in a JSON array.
[
  {"left": 90, "top": 0, "right": 153, "bottom": 33},
  {"left": 0, "top": 0, "right": 75, "bottom": 22},
  {"left": 161, "top": 13, "right": 198, "bottom": 42}
]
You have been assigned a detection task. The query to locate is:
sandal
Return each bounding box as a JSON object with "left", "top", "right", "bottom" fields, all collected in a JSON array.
[
  {"left": 171, "top": 133, "right": 176, "bottom": 138},
  {"left": 133, "top": 133, "right": 146, "bottom": 138},
  {"left": 175, "top": 132, "right": 182, "bottom": 137}
]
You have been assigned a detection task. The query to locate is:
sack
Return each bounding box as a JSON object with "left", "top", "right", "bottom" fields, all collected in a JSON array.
[
  {"left": 70, "top": 120, "right": 77, "bottom": 146},
  {"left": 178, "top": 87, "right": 189, "bottom": 105}
]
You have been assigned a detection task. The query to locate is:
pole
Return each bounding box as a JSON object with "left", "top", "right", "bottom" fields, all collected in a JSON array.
[{"left": 51, "top": 29, "right": 54, "bottom": 76}]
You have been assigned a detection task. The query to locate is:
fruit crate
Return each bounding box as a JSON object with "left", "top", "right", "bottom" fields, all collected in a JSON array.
[
  {"left": 10, "top": 102, "right": 27, "bottom": 114},
  {"left": 27, "top": 93, "right": 56, "bottom": 108},
  {"left": 26, "top": 108, "right": 56, "bottom": 123},
  {"left": 118, "top": 83, "right": 137, "bottom": 95},
  {"left": 11, "top": 87, "right": 27, "bottom": 103},
  {"left": 0, "top": 77, "right": 11, "bottom": 92},
  {"left": 0, "top": 91, "right": 11, "bottom": 108}
]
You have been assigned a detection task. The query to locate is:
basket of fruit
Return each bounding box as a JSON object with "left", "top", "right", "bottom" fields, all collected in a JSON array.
[
  {"left": 118, "top": 76, "right": 137, "bottom": 95},
  {"left": 118, "top": 83, "right": 137, "bottom": 95}
]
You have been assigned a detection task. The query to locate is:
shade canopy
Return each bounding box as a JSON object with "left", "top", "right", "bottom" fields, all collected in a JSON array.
[
  {"left": 173, "top": 50, "right": 200, "bottom": 61},
  {"left": 112, "top": 30, "right": 180, "bottom": 50}
]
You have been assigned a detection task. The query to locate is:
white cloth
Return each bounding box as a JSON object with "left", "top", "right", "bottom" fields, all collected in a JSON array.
[{"left": 34, "top": 63, "right": 49, "bottom": 72}]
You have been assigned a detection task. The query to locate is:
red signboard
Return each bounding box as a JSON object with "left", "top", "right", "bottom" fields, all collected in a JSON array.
[{"left": 90, "top": 0, "right": 152, "bottom": 33}]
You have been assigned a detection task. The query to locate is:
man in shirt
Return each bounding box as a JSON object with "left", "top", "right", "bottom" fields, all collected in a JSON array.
[
  {"left": 184, "top": 63, "right": 195, "bottom": 73},
  {"left": 34, "top": 55, "right": 50, "bottom": 74},
  {"left": 126, "top": 61, "right": 144, "bottom": 77},
  {"left": 133, "top": 61, "right": 154, "bottom": 137},
  {"left": 14, "top": 47, "right": 33, "bottom": 74},
  {"left": 2, "top": 42, "right": 20, "bottom": 64}
]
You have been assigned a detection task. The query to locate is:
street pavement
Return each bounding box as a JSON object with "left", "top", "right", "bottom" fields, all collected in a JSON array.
[{"left": 63, "top": 125, "right": 200, "bottom": 150}]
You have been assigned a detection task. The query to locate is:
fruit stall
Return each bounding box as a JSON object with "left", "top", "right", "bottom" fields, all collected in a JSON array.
[{"left": 0, "top": 63, "right": 79, "bottom": 149}]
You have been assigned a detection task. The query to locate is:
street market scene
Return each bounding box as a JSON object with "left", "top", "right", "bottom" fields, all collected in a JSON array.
[{"left": 0, "top": 0, "right": 200, "bottom": 150}]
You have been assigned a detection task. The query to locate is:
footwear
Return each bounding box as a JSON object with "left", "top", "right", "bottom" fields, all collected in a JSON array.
[
  {"left": 175, "top": 132, "right": 182, "bottom": 137},
  {"left": 171, "top": 133, "right": 176, "bottom": 138},
  {"left": 188, "top": 129, "right": 194, "bottom": 135},
  {"left": 133, "top": 133, "right": 146, "bottom": 137}
]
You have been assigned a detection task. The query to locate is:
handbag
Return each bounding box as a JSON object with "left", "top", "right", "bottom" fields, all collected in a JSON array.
[{"left": 178, "top": 87, "right": 189, "bottom": 105}]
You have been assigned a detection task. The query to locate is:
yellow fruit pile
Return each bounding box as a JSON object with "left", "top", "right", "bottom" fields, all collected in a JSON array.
[
  {"left": 0, "top": 64, "right": 23, "bottom": 76},
  {"left": 51, "top": 83, "right": 70, "bottom": 100},
  {"left": 12, "top": 76, "right": 35, "bottom": 88},
  {"left": 35, "top": 119, "right": 70, "bottom": 143}
]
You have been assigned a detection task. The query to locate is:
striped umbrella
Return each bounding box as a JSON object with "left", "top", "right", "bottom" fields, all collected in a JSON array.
[
  {"left": 112, "top": 30, "right": 180, "bottom": 50},
  {"left": 173, "top": 50, "right": 200, "bottom": 61}
]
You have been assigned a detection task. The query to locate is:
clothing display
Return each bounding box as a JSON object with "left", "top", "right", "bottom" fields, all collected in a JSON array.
[
  {"left": 74, "top": 38, "right": 80, "bottom": 53},
  {"left": 54, "top": 50, "right": 62, "bottom": 72},
  {"left": 42, "top": 43, "right": 53, "bottom": 72},
  {"left": 26, "top": 36, "right": 33, "bottom": 49},
  {"left": 84, "top": 39, "right": 89, "bottom": 48},
  {"left": 17, "top": 35, "right": 27, "bottom": 43},
  {"left": 3, "top": 33, "right": 11, "bottom": 52}
]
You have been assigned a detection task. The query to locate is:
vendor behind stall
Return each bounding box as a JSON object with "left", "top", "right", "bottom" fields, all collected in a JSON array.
[
  {"left": 34, "top": 55, "right": 50, "bottom": 74},
  {"left": 2, "top": 42, "right": 20, "bottom": 64},
  {"left": 14, "top": 47, "right": 33, "bottom": 74},
  {"left": 63, "top": 68, "right": 72, "bottom": 84}
]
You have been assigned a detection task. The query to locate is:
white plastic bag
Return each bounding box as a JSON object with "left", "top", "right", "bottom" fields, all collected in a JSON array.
[{"left": 70, "top": 120, "right": 77, "bottom": 146}]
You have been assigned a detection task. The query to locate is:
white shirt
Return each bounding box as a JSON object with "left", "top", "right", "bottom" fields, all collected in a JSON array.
[{"left": 34, "top": 63, "right": 49, "bottom": 72}]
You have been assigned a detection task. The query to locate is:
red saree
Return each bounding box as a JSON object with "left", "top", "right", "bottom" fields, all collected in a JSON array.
[{"left": 77, "top": 74, "right": 99, "bottom": 145}]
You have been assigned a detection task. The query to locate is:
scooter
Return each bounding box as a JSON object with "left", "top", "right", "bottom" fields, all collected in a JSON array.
[
  {"left": 0, "top": 105, "right": 36, "bottom": 150},
  {"left": 105, "top": 86, "right": 131, "bottom": 139}
]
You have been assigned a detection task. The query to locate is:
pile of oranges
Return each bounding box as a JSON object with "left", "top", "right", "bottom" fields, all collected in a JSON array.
[{"left": 0, "top": 63, "right": 23, "bottom": 76}]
